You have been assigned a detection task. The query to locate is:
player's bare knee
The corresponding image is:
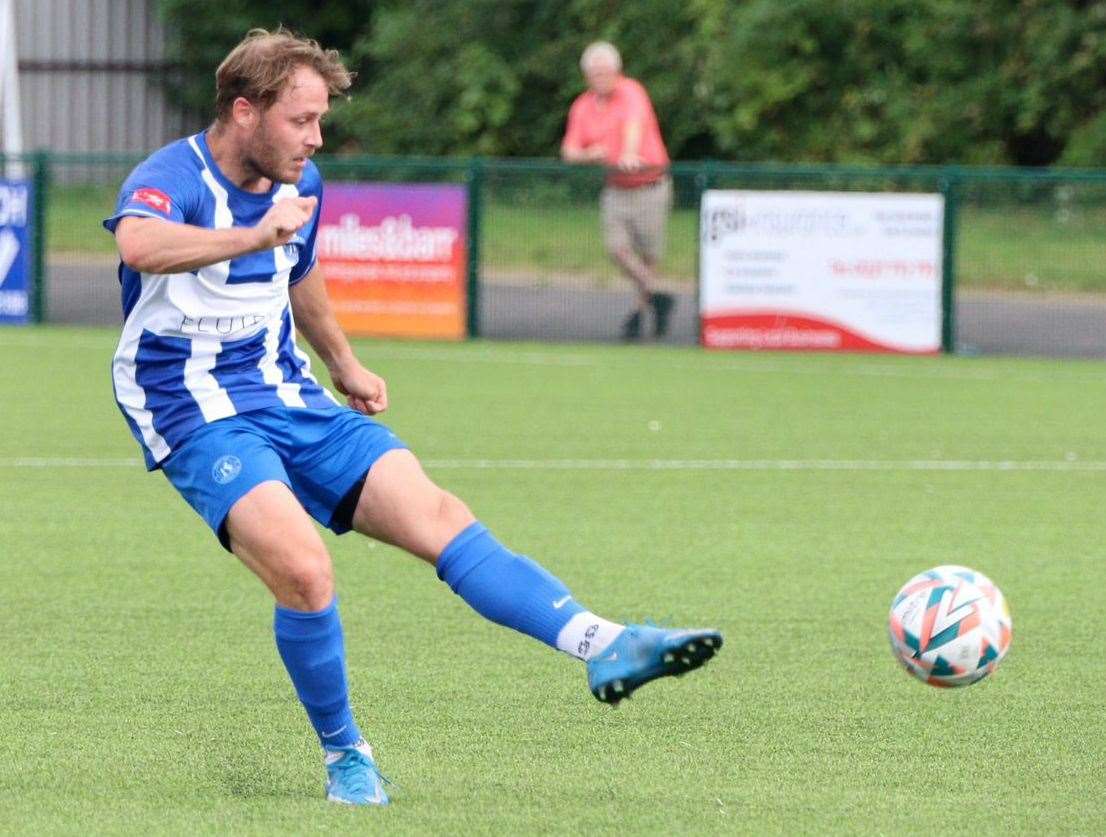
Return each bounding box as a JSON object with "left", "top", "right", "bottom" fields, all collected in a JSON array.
[
  {"left": 279, "top": 553, "right": 335, "bottom": 611},
  {"left": 437, "top": 490, "right": 475, "bottom": 535}
]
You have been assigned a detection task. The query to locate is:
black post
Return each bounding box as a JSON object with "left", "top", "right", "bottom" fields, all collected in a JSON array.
[
  {"left": 32, "top": 150, "right": 50, "bottom": 324},
  {"left": 465, "top": 157, "right": 484, "bottom": 339},
  {"left": 939, "top": 169, "right": 960, "bottom": 354}
]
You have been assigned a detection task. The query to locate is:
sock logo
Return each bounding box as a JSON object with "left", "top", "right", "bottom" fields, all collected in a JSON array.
[
  {"left": 552, "top": 595, "right": 573, "bottom": 609},
  {"left": 578, "top": 623, "right": 599, "bottom": 658}
]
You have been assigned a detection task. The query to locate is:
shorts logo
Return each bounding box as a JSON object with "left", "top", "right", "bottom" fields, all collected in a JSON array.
[{"left": 212, "top": 455, "right": 242, "bottom": 485}]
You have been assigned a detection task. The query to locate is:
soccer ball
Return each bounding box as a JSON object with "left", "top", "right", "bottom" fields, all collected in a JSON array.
[{"left": 887, "top": 565, "right": 1012, "bottom": 688}]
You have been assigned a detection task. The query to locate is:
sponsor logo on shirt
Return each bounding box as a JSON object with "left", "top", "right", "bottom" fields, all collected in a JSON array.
[{"left": 179, "top": 313, "right": 268, "bottom": 336}]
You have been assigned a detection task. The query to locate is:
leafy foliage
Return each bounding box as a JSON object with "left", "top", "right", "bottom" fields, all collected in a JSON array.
[
  {"left": 155, "top": 0, "right": 376, "bottom": 126},
  {"left": 696, "top": 0, "right": 1106, "bottom": 164},
  {"left": 156, "top": 0, "right": 1106, "bottom": 165}
]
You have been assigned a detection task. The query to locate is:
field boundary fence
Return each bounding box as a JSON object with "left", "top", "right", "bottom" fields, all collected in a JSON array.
[{"left": 4, "top": 151, "right": 1106, "bottom": 357}]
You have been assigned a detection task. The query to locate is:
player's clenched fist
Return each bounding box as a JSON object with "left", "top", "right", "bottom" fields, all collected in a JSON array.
[
  {"left": 253, "top": 196, "right": 318, "bottom": 249},
  {"left": 331, "top": 361, "right": 389, "bottom": 416}
]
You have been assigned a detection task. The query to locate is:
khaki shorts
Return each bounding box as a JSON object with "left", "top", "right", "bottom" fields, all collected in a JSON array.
[{"left": 599, "top": 176, "right": 673, "bottom": 265}]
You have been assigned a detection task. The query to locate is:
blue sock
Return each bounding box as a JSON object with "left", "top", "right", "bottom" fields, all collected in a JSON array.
[
  {"left": 273, "top": 599, "right": 362, "bottom": 749},
  {"left": 436, "top": 522, "right": 586, "bottom": 647}
]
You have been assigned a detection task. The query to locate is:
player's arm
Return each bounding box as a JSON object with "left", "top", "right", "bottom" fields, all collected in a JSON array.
[
  {"left": 289, "top": 265, "right": 388, "bottom": 415},
  {"left": 113, "top": 196, "right": 317, "bottom": 274}
]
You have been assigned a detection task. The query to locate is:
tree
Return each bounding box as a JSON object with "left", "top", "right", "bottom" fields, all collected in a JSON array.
[
  {"left": 697, "top": 0, "right": 1106, "bottom": 165},
  {"left": 155, "top": 0, "right": 376, "bottom": 130},
  {"left": 155, "top": 0, "right": 1106, "bottom": 165},
  {"left": 329, "top": 0, "right": 707, "bottom": 158}
]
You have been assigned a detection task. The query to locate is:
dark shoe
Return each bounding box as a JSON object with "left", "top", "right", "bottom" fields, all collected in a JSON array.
[
  {"left": 650, "top": 292, "right": 675, "bottom": 337},
  {"left": 621, "top": 310, "right": 642, "bottom": 341}
]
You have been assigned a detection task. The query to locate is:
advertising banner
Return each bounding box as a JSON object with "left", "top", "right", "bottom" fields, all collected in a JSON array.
[
  {"left": 0, "top": 178, "right": 32, "bottom": 325},
  {"left": 318, "top": 183, "right": 467, "bottom": 339},
  {"left": 699, "top": 190, "right": 944, "bottom": 353}
]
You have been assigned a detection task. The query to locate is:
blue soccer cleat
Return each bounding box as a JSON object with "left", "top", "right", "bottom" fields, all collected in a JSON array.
[
  {"left": 324, "top": 740, "right": 391, "bottom": 806},
  {"left": 586, "top": 624, "right": 723, "bottom": 704}
]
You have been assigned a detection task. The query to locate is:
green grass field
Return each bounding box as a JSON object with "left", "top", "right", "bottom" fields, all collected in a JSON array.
[
  {"left": 3, "top": 327, "right": 1105, "bottom": 834},
  {"left": 49, "top": 183, "right": 1106, "bottom": 294}
]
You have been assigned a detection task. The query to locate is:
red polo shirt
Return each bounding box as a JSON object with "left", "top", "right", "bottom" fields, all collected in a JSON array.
[{"left": 563, "top": 76, "right": 670, "bottom": 188}]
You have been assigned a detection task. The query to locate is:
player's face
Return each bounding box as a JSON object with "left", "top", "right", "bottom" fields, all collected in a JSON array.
[
  {"left": 584, "top": 59, "right": 619, "bottom": 97},
  {"left": 249, "top": 65, "right": 329, "bottom": 184}
]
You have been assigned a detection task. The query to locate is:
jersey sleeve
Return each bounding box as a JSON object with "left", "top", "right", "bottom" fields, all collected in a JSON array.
[
  {"left": 289, "top": 166, "right": 322, "bottom": 286},
  {"left": 562, "top": 96, "right": 587, "bottom": 151},
  {"left": 619, "top": 78, "right": 651, "bottom": 122},
  {"left": 103, "top": 154, "right": 199, "bottom": 233}
]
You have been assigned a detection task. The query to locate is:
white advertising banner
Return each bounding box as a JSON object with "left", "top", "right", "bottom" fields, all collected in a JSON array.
[{"left": 699, "top": 190, "right": 944, "bottom": 353}]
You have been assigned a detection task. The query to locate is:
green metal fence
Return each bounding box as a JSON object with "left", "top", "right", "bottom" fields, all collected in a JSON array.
[{"left": 7, "top": 152, "right": 1106, "bottom": 357}]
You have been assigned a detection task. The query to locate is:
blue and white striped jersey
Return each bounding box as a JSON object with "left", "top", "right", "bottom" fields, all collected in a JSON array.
[{"left": 104, "top": 131, "right": 338, "bottom": 470}]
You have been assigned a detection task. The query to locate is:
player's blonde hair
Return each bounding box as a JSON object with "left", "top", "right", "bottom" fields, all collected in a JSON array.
[{"left": 215, "top": 27, "right": 354, "bottom": 119}]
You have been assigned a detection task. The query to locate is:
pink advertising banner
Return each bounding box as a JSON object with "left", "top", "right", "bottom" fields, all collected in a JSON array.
[{"left": 317, "top": 183, "right": 468, "bottom": 339}]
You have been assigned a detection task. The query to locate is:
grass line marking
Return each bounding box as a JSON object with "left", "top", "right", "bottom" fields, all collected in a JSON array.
[
  {"left": 4, "top": 456, "right": 1106, "bottom": 472},
  {"left": 423, "top": 458, "right": 1106, "bottom": 471}
]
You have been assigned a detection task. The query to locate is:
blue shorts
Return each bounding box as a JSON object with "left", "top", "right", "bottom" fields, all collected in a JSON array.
[{"left": 160, "top": 406, "right": 407, "bottom": 551}]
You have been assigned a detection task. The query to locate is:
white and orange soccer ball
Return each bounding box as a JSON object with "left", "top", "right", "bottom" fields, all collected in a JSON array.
[{"left": 888, "top": 565, "right": 1012, "bottom": 688}]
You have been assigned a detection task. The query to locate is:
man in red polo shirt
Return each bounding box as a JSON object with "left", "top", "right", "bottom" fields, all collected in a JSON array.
[{"left": 562, "top": 41, "right": 674, "bottom": 340}]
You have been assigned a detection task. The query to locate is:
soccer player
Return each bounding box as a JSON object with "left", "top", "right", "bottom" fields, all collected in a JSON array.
[{"left": 104, "top": 28, "right": 722, "bottom": 807}]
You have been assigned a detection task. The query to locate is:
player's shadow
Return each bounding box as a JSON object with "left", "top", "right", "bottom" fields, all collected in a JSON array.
[{"left": 222, "top": 766, "right": 310, "bottom": 800}]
